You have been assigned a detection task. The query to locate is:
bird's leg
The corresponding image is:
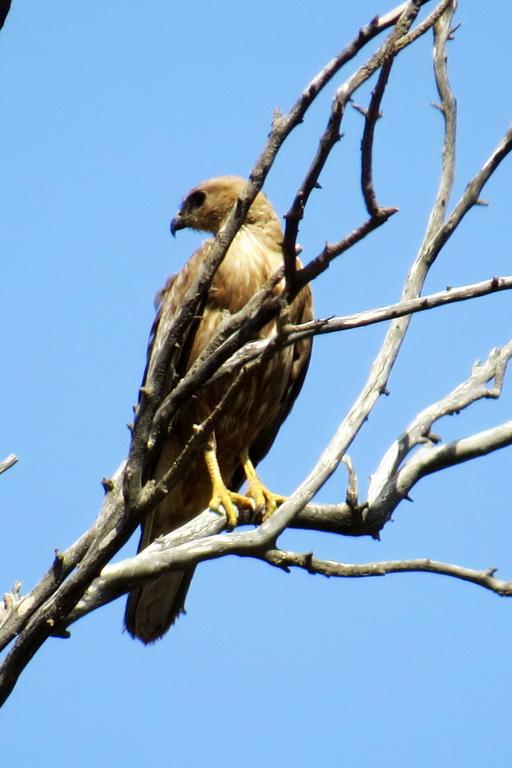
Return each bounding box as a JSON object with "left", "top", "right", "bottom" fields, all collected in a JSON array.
[
  {"left": 241, "top": 451, "right": 286, "bottom": 523},
  {"left": 204, "top": 441, "right": 255, "bottom": 530}
]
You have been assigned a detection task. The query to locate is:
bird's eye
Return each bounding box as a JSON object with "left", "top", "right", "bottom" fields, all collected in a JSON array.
[{"left": 185, "top": 190, "right": 206, "bottom": 211}]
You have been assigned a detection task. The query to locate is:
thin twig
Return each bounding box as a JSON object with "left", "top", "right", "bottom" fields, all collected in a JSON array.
[
  {"left": 288, "top": 275, "right": 512, "bottom": 343},
  {"left": 264, "top": 550, "right": 512, "bottom": 597},
  {"left": 213, "top": 276, "right": 512, "bottom": 388},
  {"left": 360, "top": 58, "right": 394, "bottom": 216},
  {"left": 283, "top": 0, "right": 431, "bottom": 293},
  {"left": 0, "top": 455, "right": 17, "bottom": 477},
  {"left": 367, "top": 342, "right": 512, "bottom": 523},
  {"left": 247, "top": 0, "right": 459, "bottom": 544},
  {"left": 296, "top": 209, "right": 397, "bottom": 288}
]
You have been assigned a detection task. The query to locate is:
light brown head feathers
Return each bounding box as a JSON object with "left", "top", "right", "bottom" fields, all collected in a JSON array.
[{"left": 170, "top": 176, "right": 282, "bottom": 239}]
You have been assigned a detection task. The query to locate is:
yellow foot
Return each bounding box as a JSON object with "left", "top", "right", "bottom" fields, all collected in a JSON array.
[
  {"left": 209, "top": 488, "right": 255, "bottom": 530},
  {"left": 204, "top": 446, "right": 255, "bottom": 530},
  {"left": 241, "top": 452, "right": 286, "bottom": 522},
  {"left": 248, "top": 483, "right": 286, "bottom": 522}
]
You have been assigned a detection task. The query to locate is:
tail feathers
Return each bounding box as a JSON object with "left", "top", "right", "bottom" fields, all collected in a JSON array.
[{"left": 124, "top": 568, "right": 195, "bottom": 644}]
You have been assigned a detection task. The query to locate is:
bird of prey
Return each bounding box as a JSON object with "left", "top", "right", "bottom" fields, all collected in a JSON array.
[{"left": 124, "top": 176, "right": 313, "bottom": 643}]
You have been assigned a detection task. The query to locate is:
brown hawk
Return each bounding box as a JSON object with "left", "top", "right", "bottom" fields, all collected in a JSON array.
[{"left": 124, "top": 176, "right": 313, "bottom": 643}]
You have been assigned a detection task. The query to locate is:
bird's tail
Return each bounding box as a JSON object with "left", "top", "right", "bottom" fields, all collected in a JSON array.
[{"left": 124, "top": 568, "right": 195, "bottom": 644}]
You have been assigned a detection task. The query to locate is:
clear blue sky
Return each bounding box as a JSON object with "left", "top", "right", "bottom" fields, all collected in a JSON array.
[{"left": 1, "top": 2, "right": 511, "bottom": 765}]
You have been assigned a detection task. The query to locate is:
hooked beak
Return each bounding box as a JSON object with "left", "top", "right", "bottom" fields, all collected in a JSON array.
[{"left": 170, "top": 214, "right": 185, "bottom": 237}]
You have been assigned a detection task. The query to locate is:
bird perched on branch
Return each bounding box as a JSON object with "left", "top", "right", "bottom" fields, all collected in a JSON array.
[{"left": 124, "top": 176, "right": 313, "bottom": 643}]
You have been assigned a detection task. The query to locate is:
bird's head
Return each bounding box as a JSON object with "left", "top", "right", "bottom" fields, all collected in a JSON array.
[{"left": 170, "top": 176, "right": 281, "bottom": 237}]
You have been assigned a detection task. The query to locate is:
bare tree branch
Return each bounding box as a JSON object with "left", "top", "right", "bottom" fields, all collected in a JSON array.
[
  {"left": 279, "top": 0, "right": 432, "bottom": 289},
  {"left": 366, "top": 342, "right": 512, "bottom": 528},
  {"left": 426, "top": 4, "right": 457, "bottom": 233},
  {"left": 65, "top": 429, "right": 512, "bottom": 624},
  {"left": 358, "top": 57, "right": 394, "bottom": 216},
  {"left": 62, "top": 338, "right": 512, "bottom": 626},
  {"left": 427, "top": 125, "right": 512, "bottom": 262},
  {"left": 395, "top": 421, "right": 512, "bottom": 492},
  {"left": 264, "top": 550, "right": 512, "bottom": 597},
  {"left": 292, "top": 276, "right": 512, "bottom": 339},
  {"left": 62, "top": 336, "right": 512, "bottom": 625},
  {"left": 215, "top": 275, "right": 512, "bottom": 378},
  {"left": 285, "top": 0, "right": 441, "bottom": 293},
  {"left": 256, "top": 1, "right": 461, "bottom": 545}
]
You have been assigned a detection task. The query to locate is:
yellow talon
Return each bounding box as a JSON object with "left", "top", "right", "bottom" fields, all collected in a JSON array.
[
  {"left": 204, "top": 447, "right": 255, "bottom": 529},
  {"left": 241, "top": 452, "right": 286, "bottom": 522}
]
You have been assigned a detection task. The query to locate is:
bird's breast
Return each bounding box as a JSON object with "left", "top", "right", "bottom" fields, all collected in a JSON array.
[{"left": 212, "top": 226, "right": 284, "bottom": 312}]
